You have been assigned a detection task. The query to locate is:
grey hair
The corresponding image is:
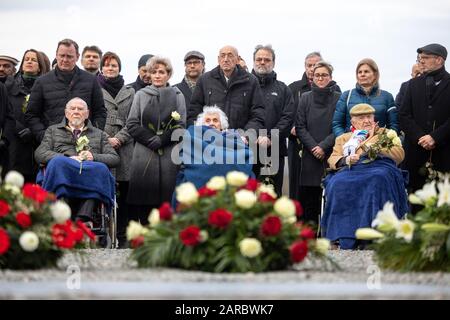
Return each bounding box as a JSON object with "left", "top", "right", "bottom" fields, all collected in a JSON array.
[
  {"left": 195, "top": 105, "right": 229, "bottom": 130},
  {"left": 305, "top": 51, "right": 322, "bottom": 61},
  {"left": 313, "top": 60, "right": 334, "bottom": 76},
  {"left": 65, "top": 97, "right": 88, "bottom": 110},
  {"left": 253, "top": 44, "right": 275, "bottom": 62},
  {"left": 146, "top": 55, "right": 173, "bottom": 78}
]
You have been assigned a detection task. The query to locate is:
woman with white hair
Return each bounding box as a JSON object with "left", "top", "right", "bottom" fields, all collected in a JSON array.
[{"left": 195, "top": 105, "right": 229, "bottom": 131}]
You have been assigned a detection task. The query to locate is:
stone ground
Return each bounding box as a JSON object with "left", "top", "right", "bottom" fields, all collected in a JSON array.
[{"left": 1, "top": 249, "right": 449, "bottom": 299}]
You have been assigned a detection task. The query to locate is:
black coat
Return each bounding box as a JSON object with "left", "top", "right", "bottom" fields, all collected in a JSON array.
[
  {"left": 399, "top": 68, "right": 450, "bottom": 190},
  {"left": 188, "top": 65, "right": 265, "bottom": 130},
  {"left": 25, "top": 66, "right": 107, "bottom": 142},
  {"left": 395, "top": 80, "right": 409, "bottom": 111},
  {"left": 174, "top": 78, "right": 192, "bottom": 108},
  {"left": 127, "top": 75, "right": 147, "bottom": 93},
  {"left": 0, "top": 81, "right": 16, "bottom": 174}
]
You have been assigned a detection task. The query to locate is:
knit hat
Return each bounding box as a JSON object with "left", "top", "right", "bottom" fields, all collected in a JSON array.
[
  {"left": 417, "top": 43, "right": 447, "bottom": 60},
  {"left": 350, "top": 103, "right": 375, "bottom": 116},
  {"left": 0, "top": 55, "right": 19, "bottom": 66},
  {"left": 138, "top": 54, "right": 154, "bottom": 68}
]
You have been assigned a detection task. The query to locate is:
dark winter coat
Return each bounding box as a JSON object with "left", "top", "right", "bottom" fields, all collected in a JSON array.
[
  {"left": 128, "top": 75, "right": 148, "bottom": 93},
  {"left": 399, "top": 67, "right": 450, "bottom": 190},
  {"left": 295, "top": 82, "right": 341, "bottom": 186},
  {"left": 188, "top": 65, "right": 265, "bottom": 130},
  {"left": 174, "top": 77, "right": 193, "bottom": 107},
  {"left": 25, "top": 66, "right": 107, "bottom": 142},
  {"left": 126, "top": 85, "right": 186, "bottom": 206},
  {"left": 0, "top": 81, "right": 14, "bottom": 174}
]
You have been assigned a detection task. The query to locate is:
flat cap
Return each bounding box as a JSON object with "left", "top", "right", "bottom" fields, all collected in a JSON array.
[
  {"left": 184, "top": 50, "right": 205, "bottom": 62},
  {"left": 417, "top": 43, "right": 447, "bottom": 60},
  {"left": 0, "top": 55, "right": 19, "bottom": 66},
  {"left": 350, "top": 103, "right": 375, "bottom": 116}
]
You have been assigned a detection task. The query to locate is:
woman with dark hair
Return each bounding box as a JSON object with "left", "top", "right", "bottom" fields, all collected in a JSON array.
[
  {"left": 126, "top": 56, "right": 186, "bottom": 224},
  {"left": 5, "top": 49, "right": 48, "bottom": 181},
  {"left": 332, "top": 58, "right": 398, "bottom": 137},
  {"left": 98, "top": 51, "right": 135, "bottom": 248}
]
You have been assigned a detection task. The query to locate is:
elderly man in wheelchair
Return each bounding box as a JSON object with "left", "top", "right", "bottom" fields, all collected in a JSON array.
[
  {"left": 321, "top": 103, "right": 409, "bottom": 250},
  {"left": 35, "top": 97, "right": 120, "bottom": 232}
]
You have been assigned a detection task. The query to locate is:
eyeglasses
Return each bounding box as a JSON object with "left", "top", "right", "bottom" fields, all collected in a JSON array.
[
  {"left": 186, "top": 60, "right": 202, "bottom": 66},
  {"left": 313, "top": 73, "right": 330, "bottom": 79},
  {"left": 417, "top": 54, "right": 438, "bottom": 62}
]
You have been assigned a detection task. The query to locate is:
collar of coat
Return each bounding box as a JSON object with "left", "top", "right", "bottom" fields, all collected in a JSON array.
[
  {"left": 57, "top": 117, "right": 93, "bottom": 132},
  {"left": 210, "top": 64, "right": 250, "bottom": 87}
]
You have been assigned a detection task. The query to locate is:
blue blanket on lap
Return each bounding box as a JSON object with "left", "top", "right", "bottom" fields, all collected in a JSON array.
[
  {"left": 320, "top": 157, "right": 409, "bottom": 249},
  {"left": 37, "top": 156, "right": 116, "bottom": 213}
]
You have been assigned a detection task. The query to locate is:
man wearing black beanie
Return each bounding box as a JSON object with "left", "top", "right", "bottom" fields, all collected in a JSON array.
[{"left": 127, "top": 54, "right": 153, "bottom": 92}]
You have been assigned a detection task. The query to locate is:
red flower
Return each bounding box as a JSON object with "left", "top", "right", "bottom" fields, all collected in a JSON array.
[
  {"left": 22, "top": 183, "right": 48, "bottom": 203},
  {"left": 300, "top": 227, "right": 315, "bottom": 239},
  {"left": 261, "top": 215, "right": 282, "bottom": 236},
  {"left": 52, "top": 221, "right": 76, "bottom": 249},
  {"left": 244, "top": 178, "right": 259, "bottom": 191},
  {"left": 293, "top": 200, "right": 303, "bottom": 217},
  {"left": 131, "top": 235, "right": 145, "bottom": 248},
  {"left": 0, "top": 228, "right": 10, "bottom": 255},
  {"left": 158, "top": 202, "right": 173, "bottom": 221},
  {"left": 259, "top": 192, "right": 276, "bottom": 203},
  {"left": 290, "top": 240, "right": 309, "bottom": 263},
  {"left": 76, "top": 220, "right": 96, "bottom": 241},
  {"left": 0, "top": 200, "right": 10, "bottom": 217},
  {"left": 198, "top": 186, "right": 217, "bottom": 198},
  {"left": 16, "top": 211, "right": 32, "bottom": 228},
  {"left": 179, "top": 225, "right": 201, "bottom": 246},
  {"left": 208, "top": 209, "right": 233, "bottom": 229}
]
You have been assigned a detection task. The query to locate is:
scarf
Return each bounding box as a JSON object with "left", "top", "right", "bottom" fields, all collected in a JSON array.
[
  {"left": 97, "top": 74, "right": 124, "bottom": 99},
  {"left": 311, "top": 81, "right": 338, "bottom": 105},
  {"left": 21, "top": 74, "right": 37, "bottom": 91}
]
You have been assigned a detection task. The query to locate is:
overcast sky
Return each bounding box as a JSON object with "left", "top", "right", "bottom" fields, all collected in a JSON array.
[{"left": 1, "top": 0, "right": 450, "bottom": 95}]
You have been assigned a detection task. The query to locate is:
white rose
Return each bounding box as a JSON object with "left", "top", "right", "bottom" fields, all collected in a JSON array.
[
  {"left": 200, "top": 230, "right": 209, "bottom": 242},
  {"left": 4, "top": 170, "right": 25, "bottom": 188},
  {"left": 257, "top": 184, "right": 277, "bottom": 199},
  {"left": 148, "top": 209, "right": 160, "bottom": 227},
  {"left": 4, "top": 184, "right": 21, "bottom": 195},
  {"left": 171, "top": 111, "right": 181, "bottom": 121},
  {"left": 126, "top": 221, "right": 147, "bottom": 240},
  {"left": 285, "top": 216, "right": 297, "bottom": 224},
  {"left": 239, "top": 238, "right": 262, "bottom": 258},
  {"left": 226, "top": 171, "right": 248, "bottom": 187},
  {"left": 206, "top": 176, "right": 227, "bottom": 191},
  {"left": 274, "top": 196, "right": 296, "bottom": 218},
  {"left": 315, "top": 239, "right": 330, "bottom": 255},
  {"left": 19, "top": 231, "right": 39, "bottom": 252},
  {"left": 386, "top": 129, "right": 397, "bottom": 139},
  {"left": 235, "top": 190, "right": 257, "bottom": 209},
  {"left": 392, "top": 136, "right": 402, "bottom": 146},
  {"left": 50, "top": 201, "right": 71, "bottom": 223},
  {"left": 176, "top": 182, "right": 199, "bottom": 206}
]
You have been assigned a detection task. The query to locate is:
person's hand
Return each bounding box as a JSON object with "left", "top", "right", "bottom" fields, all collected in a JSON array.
[
  {"left": 147, "top": 135, "right": 162, "bottom": 150},
  {"left": 311, "top": 146, "right": 325, "bottom": 160},
  {"left": 79, "top": 150, "right": 93, "bottom": 161},
  {"left": 241, "top": 136, "right": 248, "bottom": 145},
  {"left": 70, "top": 155, "right": 82, "bottom": 162},
  {"left": 18, "top": 128, "right": 33, "bottom": 142},
  {"left": 418, "top": 135, "right": 436, "bottom": 150},
  {"left": 368, "top": 122, "right": 379, "bottom": 137},
  {"left": 257, "top": 136, "right": 271, "bottom": 147},
  {"left": 108, "top": 137, "right": 121, "bottom": 149},
  {"left": 345, "top": 154, "right": 360, "bottom": 165},
  {"left": 290, "top": 127, "right": 297, "bottom": 136}
]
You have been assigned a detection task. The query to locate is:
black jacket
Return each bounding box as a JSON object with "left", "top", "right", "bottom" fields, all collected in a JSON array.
[
  {"left": 25, "top": 66, "right": 106, "bottom": 142},
  {"left": 127, "top": 75, "right": 148, "bottom": 93},
  {"left": 0, "top": 81, "right": 14, "bottom": 173},
  {"left": 188, "top": 65, "right": 265, "bottom": 130},
  {"left": 174, "top": 78, "right": 192, "bottom": 107}
]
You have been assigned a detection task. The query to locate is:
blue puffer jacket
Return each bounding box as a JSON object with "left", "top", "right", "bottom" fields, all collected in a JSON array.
[{"left": 332, "top": 83, "right": 398, "bottom": 137}]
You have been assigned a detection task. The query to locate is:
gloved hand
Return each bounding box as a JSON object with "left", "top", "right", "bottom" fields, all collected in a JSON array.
[
  {"left": 18, "top": 128, "right": 33, "bottom": 143},
  {"left": 147, "top": 135, "right": 162, "bottom": 150}
]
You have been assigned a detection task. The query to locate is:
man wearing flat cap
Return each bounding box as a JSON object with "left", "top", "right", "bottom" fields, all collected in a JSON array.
[
  {"left": 399, "top": 43, "right": 450, "bottom": 194},
  {"left": 328, "top": 103, "right": 404, "bottom": 170},
  {"left": 0, "top": 55, "right": 19, "bottom": 83},
  {"left": 175, "top": 50, "right": 205, "bottom": 105},
  {"left": 128, "top": 53, "right": 154, "bottom": 93}
]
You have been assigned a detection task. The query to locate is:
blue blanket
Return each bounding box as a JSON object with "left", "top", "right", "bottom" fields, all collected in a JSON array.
[
  {"left": 37, "top": 156, "right": 116, "bottom": 213},
  {"left": 320, "top": 157, "right": 409, "bottom": 249}
]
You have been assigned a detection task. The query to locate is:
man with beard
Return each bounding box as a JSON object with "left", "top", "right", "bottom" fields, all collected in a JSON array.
[
  {"left": 0, "top": 55, "right": 19, "bottom": 83},
  {"left": 251, "top": 45, "right": 294, "bottom": 196},
  {"left": 175, "top": 50, "right": 205, "bottom": 106}
]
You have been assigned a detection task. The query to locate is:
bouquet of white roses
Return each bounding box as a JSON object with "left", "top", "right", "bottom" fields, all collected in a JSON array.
[{"left": 362, "top": 128, "right": 402, "bottom": 163}]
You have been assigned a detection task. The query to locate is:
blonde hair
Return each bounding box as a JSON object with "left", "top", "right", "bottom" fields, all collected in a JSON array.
[{"left": 356, "top": 58, "right": 380, "bottom": 89}]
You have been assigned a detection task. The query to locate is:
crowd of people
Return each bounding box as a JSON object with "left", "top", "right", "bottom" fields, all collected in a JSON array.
[{"left": 0, "top": 38, "right": 449, "bottom": 249}]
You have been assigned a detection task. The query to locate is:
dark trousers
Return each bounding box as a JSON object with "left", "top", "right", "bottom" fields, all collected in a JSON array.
[
  {"left": 254, "top": 156, "right": 285, "bottom": 198},
  {"left": 298, "top": 186, "right": 322, "bottom": 227},
  {"left": 287, "top": 138, "right": 302, "bottom": 199},
  {"left": 128, "top": 204, "right": 154, "bottom": 226},
  {"left": 116, "top": 181, "right": 130, "bottom": 242},
  {"left": 67, "top": 198, "right": 96, "bottom": 222}
]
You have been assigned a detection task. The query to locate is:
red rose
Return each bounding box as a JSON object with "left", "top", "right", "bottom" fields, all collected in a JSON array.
[
  {"left": 131, "top": 235, "right": 145, "bottom": 248},
  {"left": 16, "top": 211, "right": 32, "bottom": 228},
  {"left": 0, "top": 200, "right": 10, "bottom": 217},
  {"left": 300, "top": 227, "right": 315, "bottom": 239},
  {"left": 158, "top": 202, "right": 173, "bottom": 221},
  {"left": 244, "top": 178, "right": 259, "bottom": 191},
  {"left": 261, "top": 215, "right": 282, "bottom": 236},
  {"left": 208, "top": 209, "right": 233, "bottom": 229},
  {"left": 259, "top": 192, "right": 276, "bottom": 203},
  {"left": 0, "top": 228, "right": 10, "bottom": 255},
  {"left": 179, "top": 225, "right": 201, "bottom": 246},
  {"left": 293, "top": 200, "right": 304, "bottom": 217},
  {"left": 198, "top": 186, "right": 217, "bottom": 198},
  {"left": 23, "top": 183, "right": 48, "bottom": 203},
  {"left": 290, "top": 240, "right": 308, "bottom": 263},
  {"left": 52, "top": 222, "right": 76, "bottom": 249},
  {"left": 76, "top": 220, "right": 96, "bottom": 241}
]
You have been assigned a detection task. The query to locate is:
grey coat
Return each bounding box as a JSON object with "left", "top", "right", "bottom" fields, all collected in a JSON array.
[
  {"left": 35, "top": 119, "right": 120, "bottom": 168},
  {"left": 126, "top": 85, "right": 186, "bottom": 206},
  {"left": 102, "top": 86, "right": 135, "bottom": 181}
]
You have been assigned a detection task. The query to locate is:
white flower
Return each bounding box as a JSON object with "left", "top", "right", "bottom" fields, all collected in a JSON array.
[
  {"left": 148, "top": 209, "right": 160, "bottom": 227},
  {"left": 274, "top": 196, "right": 296, "bottom": 218},
  {"left": 126, "top": 221, "right": 147, "bottom": 240},
  {"left": 171, "top": 111, "right": 181, "bottom": 121},
  {"left": 4, "top": 170, "right": 25, "bottom": 188},
  {"left": 392, "top": 136, "right": 402, "bottom": 146},
  {"left": 4, "top": 184, "right": 21, "bottom": 195},
  {"left": 19, "top": 231, "right": 39, "bottom": 252},
  {"left": 50, "top": 201, "right": 71, "bottom": 223},
  {"left": 199, "top": 230, "right": 209, "bottom": 242},
  {"left": 239, "top": 238, "right": 262, "bottom": 258},
  {"left": 355, "top": 228, "right": 385, "bottom": 240},
  {"left": 414, "top": 180, "right": 437, "bottom": 204},
  {"left": 386, "top": 129, "right": 397, "bottom": 139},
  {"left": 421, "top": 223, "right": 450, "bottom": 233},
  {"left": 226, "top": 171, "right": 248, "bottom": 187},
  {"left": 437, "top": 175, "right": 450, "bottom": 207},
  {"left": 257, "top": 184, "right": 277, "bottom": 199},
  {"left": 176, "top": 182, "right": 199, "bottom": 206},
  {"left": 371, "top": 201, "right": 399, "bottom": 232},
  {"left": 315, "top": 239, "right": 330, "bottom": 255},
  {"left": 206, "top": 176, "right": 227, "bottom": 191},
  {"left": 408, "top": 194, "right": 423, "bottom": 205},
  {"left": 234, "top": 189, "right": 257, "bottom": 209},
  {"left": 395, "top": 219, "right": 415, "bottom": 242}
]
